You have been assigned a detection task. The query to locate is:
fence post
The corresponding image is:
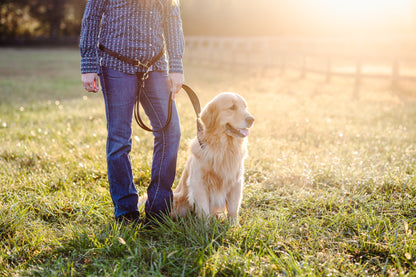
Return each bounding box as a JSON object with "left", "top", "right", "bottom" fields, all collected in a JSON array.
[
  {"left": 278, "top": 40, "right": 286, "bottom": 74},
  {"left": 354, "top": 58, "right": 362, "bottom": 99},
  {"left": 391, "top": 58, "right": 399, "bottom": 91},
  {"left": 301, "top": 55, "right": 306, "bottom": 78},
  {"left": 182, "top": 36, "right": 416, "bottom": 90},
  {"left": 326, "top": 55, "right": 332, "bottom": 82}
]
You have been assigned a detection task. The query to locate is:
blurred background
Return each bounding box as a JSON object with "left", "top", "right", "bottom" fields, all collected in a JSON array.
[
  {"left": 1, "top": 0, "right": 416, "bottom": 91},
  {"left": 1, "top": 0, "right": 415, "bottom": 40}
]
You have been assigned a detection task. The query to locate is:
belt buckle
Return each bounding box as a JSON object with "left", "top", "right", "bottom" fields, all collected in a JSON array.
[{"left": 135, "top": 60, "right": 149, "bottom": 69}]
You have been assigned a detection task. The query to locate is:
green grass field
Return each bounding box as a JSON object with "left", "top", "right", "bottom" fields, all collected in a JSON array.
[{"left": 0, "top": 48, "right": 415, "bottom": 276}]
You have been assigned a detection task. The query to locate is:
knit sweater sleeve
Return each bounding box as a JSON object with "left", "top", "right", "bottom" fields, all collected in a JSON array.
[
  {"left": 163, "top": 2, "right": 185, "bottom": 74},
  {"left": 80, "top": 0, "right": 107, "bottom": 74}
]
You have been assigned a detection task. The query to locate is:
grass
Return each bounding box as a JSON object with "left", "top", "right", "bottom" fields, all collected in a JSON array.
[{"left": 0, "top": 47, "right": 415, "bottom": 276}]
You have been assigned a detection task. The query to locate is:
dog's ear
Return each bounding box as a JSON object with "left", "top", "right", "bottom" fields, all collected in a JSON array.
[{"left": 200, "top": 102, "right": 218, "bottom": 131}]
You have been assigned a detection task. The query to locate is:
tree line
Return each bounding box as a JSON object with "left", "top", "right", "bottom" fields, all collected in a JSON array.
[
  {"left": 0, "top": 0, "right": 332, "bottom": 41},
  {"left": 1, "top": 0, "right": 415, "bottom": 43},
  {"left": 0, "top": 0, "right": 86, "bottom": 40},
  {"left": 1, "top": 0, "right": 256, "bottom": 40}
]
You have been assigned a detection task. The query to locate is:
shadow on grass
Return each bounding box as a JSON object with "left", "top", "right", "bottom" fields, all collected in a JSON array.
[{"left": 22, "top": 214, "right": 230, "bottom": 276}]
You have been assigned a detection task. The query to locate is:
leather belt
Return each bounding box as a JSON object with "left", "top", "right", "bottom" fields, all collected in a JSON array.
[{"left": 99, "top": 43, "right": 164, "bottom": 71}]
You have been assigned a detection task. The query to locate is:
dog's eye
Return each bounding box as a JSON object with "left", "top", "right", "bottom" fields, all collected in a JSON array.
[{"left": 229, "top": 104, "right": 236, "bottom": 110}]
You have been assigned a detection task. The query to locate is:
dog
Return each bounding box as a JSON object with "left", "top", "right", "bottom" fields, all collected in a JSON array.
[{"left": 173, "top": 92, "right": 254, "bottom": 224}]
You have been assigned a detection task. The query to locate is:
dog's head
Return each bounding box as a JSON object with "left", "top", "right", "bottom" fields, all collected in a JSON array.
[{"left": 200, "top": 93, "right": 254, "bottom": 138}]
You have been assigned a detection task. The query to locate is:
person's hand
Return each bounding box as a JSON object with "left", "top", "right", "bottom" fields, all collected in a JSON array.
[
  {"left": 168, "top": 72, "right": 184, "bottom": 100},
  {"left": 81, "top": 73, "right": 100, "bottom": 93}
]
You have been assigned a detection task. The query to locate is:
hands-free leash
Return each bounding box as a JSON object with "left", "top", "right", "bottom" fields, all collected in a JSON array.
[{"left": 99, "top": 44, "right": 204, "bottom": 145}]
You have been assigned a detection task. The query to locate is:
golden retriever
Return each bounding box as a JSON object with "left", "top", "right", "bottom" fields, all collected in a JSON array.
[{"left": 173, "top": 92, "right": 254, "bottom": 224}]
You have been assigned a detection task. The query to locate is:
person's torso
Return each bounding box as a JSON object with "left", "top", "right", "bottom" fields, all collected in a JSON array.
[{"left": 99, "top": 0, "right": 169, "bottom": 72}]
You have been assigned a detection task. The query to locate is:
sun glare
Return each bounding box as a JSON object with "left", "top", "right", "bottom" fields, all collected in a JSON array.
[
  {"left": 319, "top": 0, "right": 411, "bottom": 19},
  {"left": 303, "top": 0, "right": 414, "bottom": 35}
]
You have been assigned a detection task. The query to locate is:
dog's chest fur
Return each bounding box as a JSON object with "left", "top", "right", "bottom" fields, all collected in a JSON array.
[{"left": 190, "top": 136, "right": 246, "bottom": 191}]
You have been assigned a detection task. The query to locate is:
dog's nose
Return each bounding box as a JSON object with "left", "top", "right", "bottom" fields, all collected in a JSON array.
[{"left": 246, "top": 116, "right": 255, "bottom": 126}]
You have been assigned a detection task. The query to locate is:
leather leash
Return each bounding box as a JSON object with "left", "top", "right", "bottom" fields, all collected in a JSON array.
[
  {"left": 99, "top": 44, "right": 164, "bottom": 72},
  {"left": 99, "top": 44, "right": 204, "bottom": 145},
  {"left": 181, "top": 84, "right": 204, "bottom": 146}
]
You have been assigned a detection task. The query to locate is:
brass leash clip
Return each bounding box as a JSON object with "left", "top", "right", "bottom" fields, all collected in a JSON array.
[{"left": 141, "top": 69, "right": 150, "bottom": 87}]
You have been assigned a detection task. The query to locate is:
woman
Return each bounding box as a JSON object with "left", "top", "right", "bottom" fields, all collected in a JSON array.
[{"left": 80, "top": 0, "right": 185, "bottom": 224}]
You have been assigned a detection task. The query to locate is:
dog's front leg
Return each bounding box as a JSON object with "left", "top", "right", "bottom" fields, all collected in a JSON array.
[
  {"left": 193, "top": 193, "right": 210, "bottom": 219},
  {"left": 226, "top": 183, "right": 243, "bottom": 225}
]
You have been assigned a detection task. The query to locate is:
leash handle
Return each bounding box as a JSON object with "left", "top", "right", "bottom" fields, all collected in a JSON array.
[
  {"left": 134, "top": 84, "right": 202, "bottom": 133},
  {"left": 133, "top": 78, "right": 173, "bottom": 133},
  {"left": 134, "top": 83, "right": 205, "bottom": 147}
]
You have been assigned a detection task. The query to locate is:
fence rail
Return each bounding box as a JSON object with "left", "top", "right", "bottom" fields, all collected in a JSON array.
[{"left": 184, "top": 36, "right": 416, "bottom": 93}]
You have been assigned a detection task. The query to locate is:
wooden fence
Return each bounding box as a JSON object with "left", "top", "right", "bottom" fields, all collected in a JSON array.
[{"left": 184, "top": 36, "right": 416, "bottom": 94}]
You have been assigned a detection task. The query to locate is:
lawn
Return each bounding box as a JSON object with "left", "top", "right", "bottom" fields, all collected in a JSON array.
[{"left": 0, "top": 48, "right": 415, "bottom": 276}]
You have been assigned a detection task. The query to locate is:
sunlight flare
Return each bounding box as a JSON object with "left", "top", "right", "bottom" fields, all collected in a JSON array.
[{"left": 306, "top": 0, "right": 414, "bottom": 35}]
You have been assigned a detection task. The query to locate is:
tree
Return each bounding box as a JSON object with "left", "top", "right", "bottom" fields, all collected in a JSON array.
[
  {"left": 0, "top": 0, "right": 85, "bottom": 40},
  {"left": 29, "top": 0, "right": 68, "bottom": 38},
  {"left": 0, "top": 0, "right": 27, "bottom": 39}
]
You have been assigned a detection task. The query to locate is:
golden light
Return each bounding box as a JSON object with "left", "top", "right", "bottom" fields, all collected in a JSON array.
[
  {"left": 181, "top": 0, "right": 415, "bottom": 37},
  {"left": 316, "top": 0, "right": 411, "bottom": 18},
  {"left": 303, "top": 0, "right": 414, "bottom": 36}
]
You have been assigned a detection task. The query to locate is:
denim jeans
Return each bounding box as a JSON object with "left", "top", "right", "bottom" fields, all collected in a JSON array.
[{"left": 99, "top": 67, "right": 181, "bottom": 219}]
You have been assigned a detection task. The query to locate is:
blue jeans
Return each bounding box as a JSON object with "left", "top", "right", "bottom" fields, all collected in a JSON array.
[{"left": 99, "top": 67, "right": 181, "bottom": 219}]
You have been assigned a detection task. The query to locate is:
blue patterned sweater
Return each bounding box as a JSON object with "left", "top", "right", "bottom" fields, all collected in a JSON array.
[{"left": 80, "top": 0, "right": 185, "bottom": 74}]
